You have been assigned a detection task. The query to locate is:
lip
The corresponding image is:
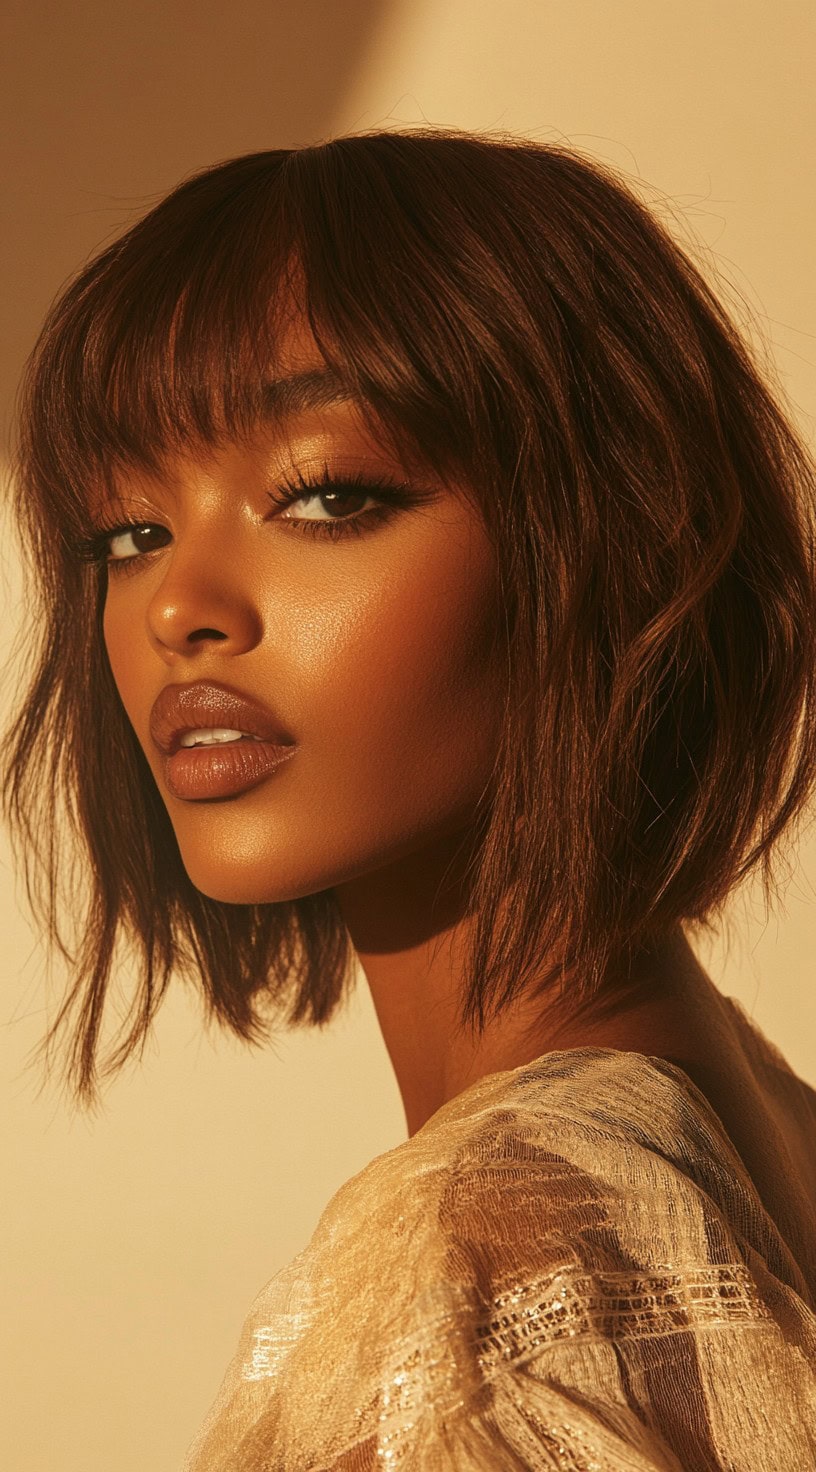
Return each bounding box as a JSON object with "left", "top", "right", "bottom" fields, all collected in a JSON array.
[
  {"left": 149, "top": 679, "right": 297, "bottom": 801},
  {"left": 162, "top": 739, "right": 296, "bottom": 801},
  {"left": 150, "top": 679, "right": 294, "bottom": 756}
]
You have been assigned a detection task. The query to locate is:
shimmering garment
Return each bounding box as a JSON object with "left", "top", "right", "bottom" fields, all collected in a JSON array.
[{"left": 182, "top": 1003, "right": 816, "bottom": 1470}]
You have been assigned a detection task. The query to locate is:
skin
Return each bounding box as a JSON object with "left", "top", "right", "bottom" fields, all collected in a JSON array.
[{"left": 101, "top": 304, "right": 737, "bottom": 1137}]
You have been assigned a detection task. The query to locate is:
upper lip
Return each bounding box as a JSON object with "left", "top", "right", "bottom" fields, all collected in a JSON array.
[{"left": 150, "top": 680, "right": 293, "bottom": 756}]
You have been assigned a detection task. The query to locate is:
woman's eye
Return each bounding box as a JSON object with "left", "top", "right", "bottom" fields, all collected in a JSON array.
[
  {"left": 263, "top": 470, "right": 425, "bottom": 542},
  {"left": 107, "top": 525, "right": 168, "bottom": 561},
  {"left": 273, "top": 486, "right": 377, "bottom": 523},
  {"left": 75, "top": 468, "right": 435, "bottom": 573}
]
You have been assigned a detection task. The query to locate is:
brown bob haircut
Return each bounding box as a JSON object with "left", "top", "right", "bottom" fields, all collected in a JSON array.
[{"left": 3, "top": 126, "right": 816, "bottom": 1107}]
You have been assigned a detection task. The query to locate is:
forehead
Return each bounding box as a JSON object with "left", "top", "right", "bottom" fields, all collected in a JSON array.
[
  {"left": 91, "top": 375, "right": 424, "bottom": 515},
  {"left": 87, "top": 294, "right": 451, "bottom": 509},
  {"left": 258, "top": 297, "right": 395, "bottom": 444},
  {"left": 259, "top": 365, "right": 361, "bottom": 427},
  {"left": 257, "top": 301, "right": 389, "bottom": 442}
]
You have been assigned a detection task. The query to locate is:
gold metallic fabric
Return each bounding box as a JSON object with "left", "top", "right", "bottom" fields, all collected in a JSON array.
[{"left": 182, "top": 1001, "right": 816, "bottom": 1470}]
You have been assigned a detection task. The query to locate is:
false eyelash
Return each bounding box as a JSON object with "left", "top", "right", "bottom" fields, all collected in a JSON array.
[
  {"left": 71, "top": 463, "right": 433, "bottom": 571},
  {"left": 265, "top": 463, "right": 423, "bottom": 538}
]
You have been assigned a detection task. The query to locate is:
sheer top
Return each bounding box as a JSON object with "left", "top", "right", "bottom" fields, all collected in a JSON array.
[{"left": 182, "top": 998, "right": 816, "bottom": 1470}]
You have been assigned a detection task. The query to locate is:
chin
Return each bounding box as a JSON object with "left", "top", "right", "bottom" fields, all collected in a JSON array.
[{"left": 182, "top": 862, "right": 324, "bottom": 907}]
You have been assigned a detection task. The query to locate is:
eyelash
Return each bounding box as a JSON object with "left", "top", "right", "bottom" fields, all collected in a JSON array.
[{"left": 73, "top": 465, "right": 428, "bottom": 575}]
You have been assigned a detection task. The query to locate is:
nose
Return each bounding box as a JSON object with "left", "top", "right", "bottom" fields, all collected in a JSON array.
[{"left": 145, "top": 534, "right": 264, "bottom": 661}]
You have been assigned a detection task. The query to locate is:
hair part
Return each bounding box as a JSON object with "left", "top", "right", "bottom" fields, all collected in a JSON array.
[{"left": 3, "top": 125, "right": 816, "bottom": 1106}]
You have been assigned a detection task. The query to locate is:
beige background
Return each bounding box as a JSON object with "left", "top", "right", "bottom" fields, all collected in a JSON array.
[{"left": 2, "top": 3, "right": 815, "bottom": 1469}]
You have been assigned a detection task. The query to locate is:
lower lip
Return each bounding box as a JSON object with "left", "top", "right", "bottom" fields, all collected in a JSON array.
[{"left": 162, "top": 738, "right": 297, "bottom": 800}]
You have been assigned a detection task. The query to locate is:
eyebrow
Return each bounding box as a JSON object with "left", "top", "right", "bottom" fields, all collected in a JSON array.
[{"left": 259, "top": 367, "right": 362, "bottom": 421}]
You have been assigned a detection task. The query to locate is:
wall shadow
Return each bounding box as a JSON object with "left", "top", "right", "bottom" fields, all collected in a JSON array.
[{"left": 1, "top": 0, "right": 396, "bottom": 455}]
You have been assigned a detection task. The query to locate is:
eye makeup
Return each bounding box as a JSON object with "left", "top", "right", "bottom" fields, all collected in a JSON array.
[{"left": 72, "top": 463, "right": 439, "bottom": 574}]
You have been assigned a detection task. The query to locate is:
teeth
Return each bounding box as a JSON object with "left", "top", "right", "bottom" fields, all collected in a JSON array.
[{"left": 178, "top": 728, "right": 261, "bottom": 748}]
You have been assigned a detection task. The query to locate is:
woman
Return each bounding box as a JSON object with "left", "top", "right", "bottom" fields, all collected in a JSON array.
[{"left": 2, "top": 127, "right": 815, "bottom": 1469}]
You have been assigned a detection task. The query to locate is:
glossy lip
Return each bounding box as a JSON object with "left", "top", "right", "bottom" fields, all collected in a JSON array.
[
  {"left": 149, "top": 679, "right": 294, "bottom": 756},
  {"left": 161, "top": 737, "right": 296, "bottom": 801}
]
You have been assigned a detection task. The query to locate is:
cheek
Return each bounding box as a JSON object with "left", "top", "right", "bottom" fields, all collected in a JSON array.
[{"left": 284, "top": 531, "right": 505, "bottom": 836}]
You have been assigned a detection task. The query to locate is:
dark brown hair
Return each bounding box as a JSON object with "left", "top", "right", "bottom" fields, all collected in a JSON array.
[{"left": 3, "top": 126, "right": 816, "bottom": 1106}]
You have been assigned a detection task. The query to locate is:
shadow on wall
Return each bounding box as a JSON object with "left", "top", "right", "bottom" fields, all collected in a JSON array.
[{"left": 1, "top": 0, "right": 395, "bottom": 454}]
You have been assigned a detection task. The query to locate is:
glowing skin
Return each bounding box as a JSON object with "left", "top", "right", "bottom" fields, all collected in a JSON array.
[{"left": 101, "top": 308, "right": 719, "bottom": 1135}]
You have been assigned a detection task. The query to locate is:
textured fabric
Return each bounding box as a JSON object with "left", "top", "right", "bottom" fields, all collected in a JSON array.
[{"left": 182, "top": 998, "right": 816, "bottom": 1470}]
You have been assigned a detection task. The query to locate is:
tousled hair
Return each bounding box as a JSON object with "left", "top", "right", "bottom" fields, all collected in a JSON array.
[{"left": 3, "top": 126, "right": 816, "bottom": 1106}]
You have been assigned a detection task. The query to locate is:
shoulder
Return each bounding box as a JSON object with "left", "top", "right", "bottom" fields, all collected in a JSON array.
[
  {"left": 185, "top": 1050, "right": 816, "bottom": 1472},
  {"left": 298, "top": 1045, "right": 755, "bottom": 1287},
  {"left": 276, "top": 1046, "right": 766, "bottom": 1368}
]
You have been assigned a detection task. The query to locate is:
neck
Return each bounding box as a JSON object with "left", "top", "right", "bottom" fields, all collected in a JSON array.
[{"left": 333, "top": 826, "right": 695, "bottom": 1135}]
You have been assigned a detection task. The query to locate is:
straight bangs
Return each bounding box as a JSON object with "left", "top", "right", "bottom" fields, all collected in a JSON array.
[
  {"left": 22, "top": 139, "right": 521, "bottom": 556},
  {"left": 17, "top": 149, "right": 302, "bottom": 539}
]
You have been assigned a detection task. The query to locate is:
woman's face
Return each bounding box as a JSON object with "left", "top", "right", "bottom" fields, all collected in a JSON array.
[{"left": 101, "top": 310, "right": 508, "bottom": 905}]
